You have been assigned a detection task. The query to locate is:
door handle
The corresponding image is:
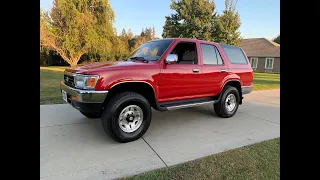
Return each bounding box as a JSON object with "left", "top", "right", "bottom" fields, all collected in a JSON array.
[
  {"left": 193, "top": 68, "right": 200, "bottom": 73},
  {"left": 220, "top": 69, "right": 227, "bottom": 73}
]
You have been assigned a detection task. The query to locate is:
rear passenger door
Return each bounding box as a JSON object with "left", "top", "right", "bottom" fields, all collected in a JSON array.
[{"left": 199, "top": 43, "right": 228, "bottom": 96}]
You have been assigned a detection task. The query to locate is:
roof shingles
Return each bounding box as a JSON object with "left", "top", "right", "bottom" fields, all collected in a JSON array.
[{"left": 240, "top": 38, "right": 280, "bottom": 57}]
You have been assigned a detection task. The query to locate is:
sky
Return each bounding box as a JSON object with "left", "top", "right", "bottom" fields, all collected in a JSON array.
[{"left": 40, "top": 0, "right": 280, "bottom": 39}]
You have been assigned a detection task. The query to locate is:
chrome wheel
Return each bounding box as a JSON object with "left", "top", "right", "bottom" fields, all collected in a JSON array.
[
  {"left": 118, "top": 105, "right": 143, "bottom": 133},
  {"left": 225, "top": 94, "right": 236, "bottom": 112}
]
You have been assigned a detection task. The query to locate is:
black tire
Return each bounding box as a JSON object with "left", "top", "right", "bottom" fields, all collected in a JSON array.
[
  {"left": 101, "top": 92, "right": 152, "bottom": 143},
  {"left": 214, "top": 85, "right": 240, "bottom": 118},
  {"left": 80, "top": 111, "right": 101, "bottom": 118}
]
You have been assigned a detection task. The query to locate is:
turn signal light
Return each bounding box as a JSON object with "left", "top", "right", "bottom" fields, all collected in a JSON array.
[
  {"left": 88, "top": 77, "right": 97, "bottom": 87},
  {"left": 72, "top": 96, "right": 78, "bottom": 101}
]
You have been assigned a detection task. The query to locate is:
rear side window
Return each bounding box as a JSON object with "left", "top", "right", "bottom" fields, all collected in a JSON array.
[
  {"left": 200, "top": 44, "right": 224, "bottom": 65},
  {"left": 220, "top": 44, "right": 248, "bottom": 64}
]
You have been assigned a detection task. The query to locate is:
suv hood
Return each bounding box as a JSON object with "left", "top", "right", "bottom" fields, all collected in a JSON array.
[{"left": 65, "top": 60, "right": 153, "bottom": 74}]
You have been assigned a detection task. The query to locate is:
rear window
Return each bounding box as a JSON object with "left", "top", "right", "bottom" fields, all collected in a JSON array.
[{"left": 220, "top": 44, "right": 248, "bottom": 64}]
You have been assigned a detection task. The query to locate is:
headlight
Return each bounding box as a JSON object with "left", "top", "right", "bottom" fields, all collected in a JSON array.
[{"left": 74, "top": 74, "right": 99, "bottom": 89}]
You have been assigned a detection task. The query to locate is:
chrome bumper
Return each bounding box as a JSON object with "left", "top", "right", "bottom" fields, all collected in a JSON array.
[
  {"left": 60, "top": 81, "right": 108, "bottom": 103},
  {"left": 241, "top": 85, "right": 253, "bottom": 95}
]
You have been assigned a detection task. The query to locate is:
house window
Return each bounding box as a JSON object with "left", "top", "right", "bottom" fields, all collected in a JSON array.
[
  {"left": 265, "top": 58, "right": 274, "bottom": 69},
  {"left": 250, "top": 58, "right": 258, "bottom": 68}
]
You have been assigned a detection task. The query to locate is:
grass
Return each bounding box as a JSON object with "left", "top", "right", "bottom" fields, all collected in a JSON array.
[
  {"left": 121, "top": 138, "right": 280, "bottom": 180},
  {"left": 253, "top": 72, "right": 280, "bottom": 91},
  {"left": 40, "top": 69, "right": 65, "bottom": 104},
  {"left": 40, "top": 67, "right": 280, "bottom": 104},
  {"left": 40, "top": 66, "right": 67, "bottom": 72},
  {"left": 48, "top": 66, "right": 68, "bottom": 69}
]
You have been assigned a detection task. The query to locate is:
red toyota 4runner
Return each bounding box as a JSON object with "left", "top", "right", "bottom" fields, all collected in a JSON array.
[{"left": 61, "top": 38, "right": 253, "bottom": 143}]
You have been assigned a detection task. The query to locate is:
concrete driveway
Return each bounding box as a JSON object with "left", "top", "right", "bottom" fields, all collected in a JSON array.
[{"left": 40, "top": 89, "right": 280, "bottom": 180}]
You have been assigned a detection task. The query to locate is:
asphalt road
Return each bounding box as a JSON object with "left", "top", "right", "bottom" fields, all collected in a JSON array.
[{"left": 40, "top": 89, "right": 280, "bottom": 180}]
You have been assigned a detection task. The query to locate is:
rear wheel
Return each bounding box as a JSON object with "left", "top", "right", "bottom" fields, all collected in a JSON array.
[
  {"left": 80, "top": 111, "right": 101, "bottom": 118},
  {"left": 101, "top": 92, "right": 152, "bottom": 143},
  {"left": 214, "top": 85, "right": 240, "bottom": 118}
]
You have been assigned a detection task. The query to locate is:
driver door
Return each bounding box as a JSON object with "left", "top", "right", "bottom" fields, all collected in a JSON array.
[{"left": 158, "top": 40, "right": 205, "bottom": 102}]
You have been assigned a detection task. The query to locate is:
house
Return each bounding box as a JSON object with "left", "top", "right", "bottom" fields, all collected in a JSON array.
[{"left": 240, "top": 38, "right": 280, "bottom": 73}]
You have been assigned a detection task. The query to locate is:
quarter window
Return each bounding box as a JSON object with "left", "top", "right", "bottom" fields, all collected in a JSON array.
[{"left": 220, "top": 44, "right": 248, "bottom": 64}]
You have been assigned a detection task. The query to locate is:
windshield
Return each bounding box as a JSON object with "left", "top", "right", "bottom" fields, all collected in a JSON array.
[{"left": 127, "top": 39, "right": 173, "bottom": 61}]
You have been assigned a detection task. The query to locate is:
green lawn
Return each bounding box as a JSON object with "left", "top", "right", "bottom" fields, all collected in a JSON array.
[
  {"left": 49, "top": 66, "right": 68, "bottom": 69},
  {"left": 40, "top": 69, "right": 65, "bottom": 104},
  {"left": 253, "top": 72, "right": 280, "bottom": 90},
  {"left": 121, "top": 138, "right": 280, "bottom": 180},
  {"left": 40, "top": 67, "right": 280, "bottom": 104}
]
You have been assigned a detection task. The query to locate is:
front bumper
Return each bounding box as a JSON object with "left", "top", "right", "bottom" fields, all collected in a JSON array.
[{"left": 60, "top": 81, "right": 108, "bottom": 113}]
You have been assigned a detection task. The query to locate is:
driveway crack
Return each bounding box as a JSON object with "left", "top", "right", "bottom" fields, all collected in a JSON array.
[
  {"left": 40, "top": 121, "right": 93, "bottom": 128},
  {"left": 238, "top": 112, "right": 280, "bottom": 125},
  {"left": 142, "top": 137, "right": 168, "bottom": 167}
]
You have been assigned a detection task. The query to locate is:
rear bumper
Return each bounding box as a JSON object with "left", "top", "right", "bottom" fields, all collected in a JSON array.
[
  {"left": 241, "top": 85, "right": 253, "bottom": 95},
  {"left": 60, "top": 81, "right": 108, "bottom": 113}
]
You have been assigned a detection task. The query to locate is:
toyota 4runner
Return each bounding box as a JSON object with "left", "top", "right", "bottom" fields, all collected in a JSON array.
[{"left": 60, "top": 38, "right": 253, "bottom": 143}]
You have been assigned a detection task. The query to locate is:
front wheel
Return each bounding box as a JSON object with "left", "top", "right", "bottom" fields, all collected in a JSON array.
[
  {"left": 214, "top": 85, "right": 240, "bottom": 118},
  {"left": 101, "top": 92, "right": 152, "bottom": 143}
]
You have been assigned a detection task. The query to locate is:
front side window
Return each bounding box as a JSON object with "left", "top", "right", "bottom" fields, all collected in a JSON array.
[
  {"left": 265, "top": 58, "right": 274, "bottom": 69},
  {"left": 169, "top": 42, "right": 198, "bottom": 64},
  {"left": 127, "top": 39, "right": 173, "bottom": 61}
]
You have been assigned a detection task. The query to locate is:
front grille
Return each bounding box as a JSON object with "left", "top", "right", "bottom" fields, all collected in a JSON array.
[{"left": 64, "top": 74, "right": 75, "bottom": 87}]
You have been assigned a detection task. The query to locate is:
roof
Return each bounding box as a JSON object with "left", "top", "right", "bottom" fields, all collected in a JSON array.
[
  {"left": 240, "top": 38, "right": 280, "bottom": 57},
  {"left": 160, "top": 38, "right": 222, "bottom": 46}
]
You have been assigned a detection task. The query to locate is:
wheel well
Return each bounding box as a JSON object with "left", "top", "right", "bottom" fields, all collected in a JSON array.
[
  {"left": 103, "top": 82, "right": 157, "bottom": 109},
  {"left": 224, "top": 81, "right": 242, "bottom": 104}
]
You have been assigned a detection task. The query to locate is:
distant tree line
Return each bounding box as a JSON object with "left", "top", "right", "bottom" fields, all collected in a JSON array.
[
  {"left": 40, "top": 0, "right": 242, "bottom": 67},
  {"left": 40, "top": 27, "right": 157, "bottom": 66},
  {"left": 273, "top": 35, "right": 280, "bottom": 44}
]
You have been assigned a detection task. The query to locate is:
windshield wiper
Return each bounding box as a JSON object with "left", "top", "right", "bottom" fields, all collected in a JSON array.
[
  {"left": 130, "top": 56, "right": 145, "bottom": 60},
  {"left": 128, "top": 56, "right": 149, "bottom": 63}
]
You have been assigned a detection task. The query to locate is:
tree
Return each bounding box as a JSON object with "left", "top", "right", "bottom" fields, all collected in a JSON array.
[
  {"left": 110, "top": 36, "right": 128, "bottom": 61},
  {"left": 144, "top": 27, "right": 153, "bottom": 40},
  {"left": 127, "top": 29, "right": 134, "bottom": 40},
  {"left": 40, "top": 44, "right": 49, "bottom": 66},
  {"left": 117, "top": 28, "right": 130, "bottom": 59},
  {"left": 127, "top": 27, "right": 156, "bottom": 50},
  {"left": 133, "top": 36, "right": 147, "bottom": 49},
  {"left": 140, "top": 28, "right": 145, "bottom": 37},
  {"left": 162, "top": 0, "right": 216, "bottom": 40},
  {"left": 273, "top": 35, "right": 280, "bottom": 44},
  {"left": 40, "top": 0, "right": 116, "bottom": 66},
  {"left": 152, "top": 26, "right": 156, "bottom": 39},
  {"left": 211, "top": 0, "right": 242, "bottom": 46}
]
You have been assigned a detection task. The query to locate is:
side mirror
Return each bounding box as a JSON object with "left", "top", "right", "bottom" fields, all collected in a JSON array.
[{"left": 165, "top": 54, "right": 178, "bottom": 64}]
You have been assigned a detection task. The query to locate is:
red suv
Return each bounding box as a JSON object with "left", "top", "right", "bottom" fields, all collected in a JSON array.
[{"left": 61, "top": 38, "right": 253, "bottom": 143}]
